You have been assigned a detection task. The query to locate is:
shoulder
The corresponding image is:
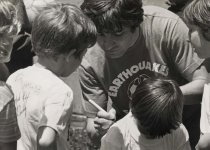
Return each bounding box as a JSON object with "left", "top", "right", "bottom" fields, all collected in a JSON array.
[
  {"left": 0, "top": 82, "right": 13, "bottom": 112},
  {"left": 168, "top": 124, "right": 189, "bottom": 143},
  {"left": 143, "top": 6, "right": 179, "bottom": 20},
  {"left": 142, "top": 6, "right": 185, "bottom": 33},
  {"left": 111, "top": 113, "right": 138, "bottom": 137}
]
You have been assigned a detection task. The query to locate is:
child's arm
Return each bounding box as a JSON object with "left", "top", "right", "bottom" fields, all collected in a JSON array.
[
  {"left": 37, "top": 126, "right": 57, "bottom": 150},
  {"left": 196, "top": 133, "right": 210, "bottom": 150}
]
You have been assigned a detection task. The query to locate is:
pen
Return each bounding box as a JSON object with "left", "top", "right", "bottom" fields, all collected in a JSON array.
[{"left": 88, "top": 99, "right": 107, "bottom": 113}]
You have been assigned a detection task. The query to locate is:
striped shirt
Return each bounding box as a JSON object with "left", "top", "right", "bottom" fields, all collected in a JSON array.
[{"left": 0, "top": 82, "right": 20, "bottom": 143}]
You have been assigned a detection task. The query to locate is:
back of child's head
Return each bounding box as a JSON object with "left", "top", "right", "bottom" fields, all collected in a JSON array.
[
  {"left": 166, "top": 0, "right": 192, "bottom": 13},
  {"left": 31, "top": 2, "right": 97, "bottom": 57},
  {"left": 130, "top": 78, "right": 183, "bottom": 139},
  {"left": 183, "top": 0, "right": 210, "bottom": 31}
]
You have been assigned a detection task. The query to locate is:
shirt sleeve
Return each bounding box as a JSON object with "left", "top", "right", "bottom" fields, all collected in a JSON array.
[
  {"left": 78, "top": 60, "right": 108, "bottom": 118},
  {"left": 0, "top": 100, "right": 20, "bottom": 143},
  {"left": 175, "top": 124, "right": 191, "bottom": 150},
  {"left": 39, "top": 86, "right": 73, "bottom": 135},
  {"left": 100, "top": 126, "right": 124, "bottom": 150},
  {"left": 167, "top": 18, "right": 204, "bottom": 81}
]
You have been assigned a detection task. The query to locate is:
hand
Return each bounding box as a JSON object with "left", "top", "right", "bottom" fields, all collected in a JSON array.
[{"left": 93, "top": 108, "right": 116, "bottom": 136}]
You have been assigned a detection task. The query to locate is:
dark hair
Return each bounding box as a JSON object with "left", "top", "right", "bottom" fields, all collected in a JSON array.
[
  {"left": 32, "top": 3, "right": 97, "bottom": 57},
  {"left": 130, "top": 78, "right": 183, "bottom": 138},
  {"left": 166, "top": 0, "right": 192, "bottom": 13},
  {"left": 81, "top": 0, "right": 144, "bottom": 34},
  {"left": 183, "top": 0, "right": 210, "bottom": 30}
]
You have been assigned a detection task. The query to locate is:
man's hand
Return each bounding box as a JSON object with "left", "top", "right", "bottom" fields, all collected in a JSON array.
[{"left": 93, "top": 108, "right": 116, "bottom": 136}]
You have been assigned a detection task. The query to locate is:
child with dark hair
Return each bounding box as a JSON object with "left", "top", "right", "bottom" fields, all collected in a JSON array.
[
  {"left": 183, "top": 0, "right": 210, "bottom": 149},
  {"left": 166, "top": 0, "right": 193, "bottom": 15},
  {"left": 6, "top": 2, "right": 97, "bottom": 150},
  {"left": 0, "top": 0, "right": 20, "bottom": 150},
  {"left": 101, "top": 78, "right": 191, "bottom": 150}
]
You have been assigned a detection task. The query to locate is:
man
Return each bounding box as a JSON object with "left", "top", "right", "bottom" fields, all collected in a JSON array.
[{"left": 79, "top": 0, "right": 208, "bottom": 148}]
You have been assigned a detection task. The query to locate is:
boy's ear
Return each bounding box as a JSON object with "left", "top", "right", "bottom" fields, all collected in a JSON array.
[{"left": 65, "top": 49, "right": 76, "bottom": 62}]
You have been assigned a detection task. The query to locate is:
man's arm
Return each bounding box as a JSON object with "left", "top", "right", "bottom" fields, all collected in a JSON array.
[
  {"left": 180, "top": 65, "right": 208, "bottom": 104},
  {"left": 37, "top": 126, "right": 57, "bottom": 150}
]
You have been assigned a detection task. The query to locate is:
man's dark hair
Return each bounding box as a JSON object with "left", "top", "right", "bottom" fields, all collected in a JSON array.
[
  {"left": 81, "top": 0, "right": 144, "bottom": 34},
  {"left": 130, "top": 78, "right": 183, "bottom": 138}
]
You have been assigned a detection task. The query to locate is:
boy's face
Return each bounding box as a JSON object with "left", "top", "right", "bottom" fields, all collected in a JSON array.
[
  {"left": 0, "top": 25, "right": 18, "bottom": 63},
  {"left": 188, "top": 24, "right": 210, "bottom": 59},
  {"left": 59, "top": 48, "right": 87, "bottom": 77},
  {"left": 97, "top": 27, "right": 139, "bottom": 59}
]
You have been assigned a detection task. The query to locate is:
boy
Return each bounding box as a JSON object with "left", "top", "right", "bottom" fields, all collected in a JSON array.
[
  {"left": 7, "top": 3, "right": 97, "bottom": 150},
  {"left": 0, "top": 1, "right": 20, "bottom": 150},
  {"left": 101, "top": 78, "right": 191, "bottom": 150},
  {"left": 183, "top": 0, "right": 210, "bottom": 149}
]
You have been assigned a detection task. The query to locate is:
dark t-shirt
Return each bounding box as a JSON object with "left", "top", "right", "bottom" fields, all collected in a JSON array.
[{"left": 79, "top": 6, "right": 204, "bottom": 119}]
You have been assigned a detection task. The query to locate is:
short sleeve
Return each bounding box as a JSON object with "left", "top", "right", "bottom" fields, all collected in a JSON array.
[
  {"left": 167, "top": 18, "right": 204, "bottom": 80},
  {"left": 101, "top": 126, "right": 124, "bottom": 150},
  {"left": 39, "top": 86, "right": 73, "bottom": 135},
  {"left": 0, "top": 100, "right": 20, "bottom": 143},
  {"left": 174, "top": 124, "right": 191, "bottom": 150}
]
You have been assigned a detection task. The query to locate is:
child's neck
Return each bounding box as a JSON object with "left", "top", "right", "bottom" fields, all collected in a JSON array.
[{"left": 36, "top": 56, "right": 62, "bottom": 77}]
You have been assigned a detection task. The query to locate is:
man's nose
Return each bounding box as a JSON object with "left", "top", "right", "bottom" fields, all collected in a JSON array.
[{"left": 103, "top": 33, "right": 116, "bottom": 44}]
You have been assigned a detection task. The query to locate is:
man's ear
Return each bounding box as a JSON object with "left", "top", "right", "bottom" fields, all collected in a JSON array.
[{"left": 65, "top": 49, "right": 76, "bottom": 62}]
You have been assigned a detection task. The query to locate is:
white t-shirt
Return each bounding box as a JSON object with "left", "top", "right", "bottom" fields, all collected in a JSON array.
[
  {"left": 200, "top": 84, "right": 210, "bottom": 133},
  {"left": 101, "top": 112, "right": 191, "bottom": 150},
  {"left": 7, "top": 64, "right": 73, "bottom": 150}
]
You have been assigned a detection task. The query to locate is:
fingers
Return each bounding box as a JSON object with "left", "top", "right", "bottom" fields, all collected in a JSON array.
[
  {"left": 97, "top": 108, "right": 116, "bottom": 121},
  {"left": 93, "top": 117, "right": 114, "bottom": 136}
]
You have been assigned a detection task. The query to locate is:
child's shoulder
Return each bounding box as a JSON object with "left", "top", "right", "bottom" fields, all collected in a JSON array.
[{"left": 112, "top": 112, "right": 138, "bottom": 135}]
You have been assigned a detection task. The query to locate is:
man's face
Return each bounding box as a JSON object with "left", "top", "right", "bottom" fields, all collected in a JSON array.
[
  {"left": 0, "top": 25, "right": 18, "bottom": 63},
  {"left": 188, "top": 24, "right": 210, "bottom": 59},
  {"left": 97, "top": 27, "right": 139, "bottom": 59}
]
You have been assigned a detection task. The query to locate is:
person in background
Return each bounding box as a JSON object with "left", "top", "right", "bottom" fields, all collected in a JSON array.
[
  {"left": 183, "top": 0, "right": 210, "bottom": 149},
  {"left": 7, "top": 2, "right": 97, "bottom": 150},
  {"left": 6, "top": 0, "right": 34, "bottom": 74},
  {"left": 101, "top": 78, "right": 191, "bottom": 150},
  {"left": 166, "top": 0, "right": 193, "bottom": 15},
  {"left": 0, "top": 0, "right": 20, "bottom": 150},
  {"left": 78, "top": 0, "right": 208, "bottom": 149}
]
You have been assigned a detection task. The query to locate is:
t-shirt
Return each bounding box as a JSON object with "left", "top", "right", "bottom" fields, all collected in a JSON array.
[
  {"left": 0, "top": 81, "right": 20, "bottom": 143},
  {"left": 200, "top": 84, "right": 210, "bottom": 133},
  {"left": 101, "top": 112, "right": 191, "bottom": 150},
  {"left": 7, "top": 64, "right": 73, "bottom": 150},
  {"left": 79, "top": 6, "right": 204, "bottom": 119}
]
